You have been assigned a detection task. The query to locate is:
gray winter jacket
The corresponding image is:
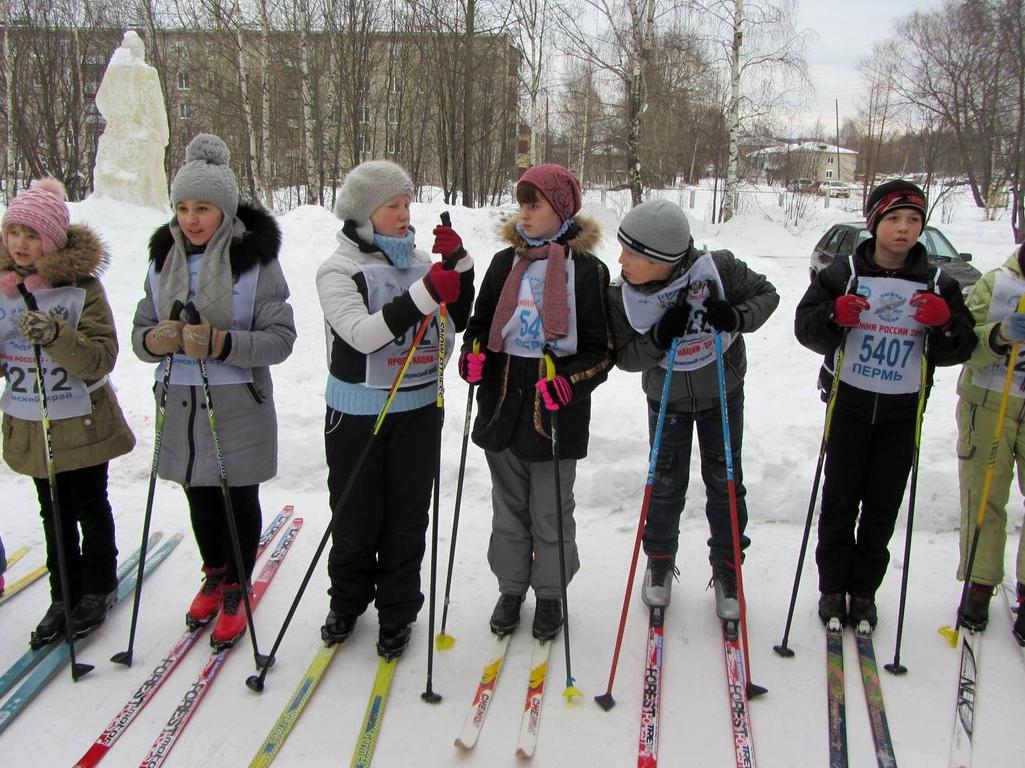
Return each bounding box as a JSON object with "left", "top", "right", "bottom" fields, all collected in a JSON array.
[
  {"left": 131, "top": 204, "right": 296, "bottom": 486},
  {"left": 608, "top": 243, "right": 779, "bottom": 412}
]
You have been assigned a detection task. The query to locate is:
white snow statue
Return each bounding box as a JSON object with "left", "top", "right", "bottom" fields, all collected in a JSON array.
[{"left": 92, "top": 31, "right": 170, "bottom": 211}]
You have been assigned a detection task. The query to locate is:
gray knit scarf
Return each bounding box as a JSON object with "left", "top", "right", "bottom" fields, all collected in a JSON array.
[{"left": 158, "top": 214, "right": 243, "bottom": 328}]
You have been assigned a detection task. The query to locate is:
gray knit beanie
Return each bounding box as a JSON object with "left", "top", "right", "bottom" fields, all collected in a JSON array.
[
  {"left": 617, "top": 200, "right": 691, "bottom": 263},
  {"left": 170, "top": 134, "right": 239, "bottom": 218},
  {"left": 334, "top": 160, "right": 414, "bottom": 241}
]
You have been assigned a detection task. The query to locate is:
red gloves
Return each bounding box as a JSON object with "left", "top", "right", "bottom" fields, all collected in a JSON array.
[
  {"left": 432, "top": 225, "right": 465, "bottom": 261},
  {"left": 459, "top": 350, "right": 486, "bottom": 383},
  {"left": 423, "top": 262, "right": 461, "bottom": 304},
  {"left": 909, "top": 292, "right": 951, "bottom": 327},
  {"left": 536, "top": 375, "right": 573, "bottom": 411},
  {"left": 833, "top": 295, "right": 870, "bottom": 327}
]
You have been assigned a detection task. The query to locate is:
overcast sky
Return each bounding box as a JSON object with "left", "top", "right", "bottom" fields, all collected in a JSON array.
[{"left": 792, "top": 0, "right": 945, "bottom": 135}]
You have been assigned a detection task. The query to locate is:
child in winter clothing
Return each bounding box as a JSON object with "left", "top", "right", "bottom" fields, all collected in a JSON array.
[
  {"left": 459, "top": 163, "right": 611, "bottom": 641},
  {"left": 607, "top": 200, "right": 779, "bottom": 617},
  {"left": 132, "top": 134, "right": 296, "bottom": 647},
  {"left": 0, "top": 178, "right": 135, "bottom": 646},
  {"left": 317, "top": 160, "right": 474, "bottom": 659},
  {"left": 795, "top": 179, "right": 976, "bottom": 629},
  {"left": 954, "top": 241, "right": 1025, "bottom": 644}
]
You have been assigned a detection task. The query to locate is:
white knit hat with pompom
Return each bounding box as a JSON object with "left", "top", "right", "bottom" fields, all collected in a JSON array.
[
  {"left": 2, "top": 177, "right": 70, "bottom": 254},
  {"left": 170, "top": 133, "right": 239, "bottom": 218}
]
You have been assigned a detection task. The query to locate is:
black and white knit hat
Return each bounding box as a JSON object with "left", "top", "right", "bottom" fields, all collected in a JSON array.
[{"left": 617, "top": 200, "right": 691, "bottom": 263}]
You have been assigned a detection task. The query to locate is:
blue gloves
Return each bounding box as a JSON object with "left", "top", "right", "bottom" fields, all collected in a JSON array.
[{"left": 1002, "top": 312, "right": 1025, "bottom": 342}]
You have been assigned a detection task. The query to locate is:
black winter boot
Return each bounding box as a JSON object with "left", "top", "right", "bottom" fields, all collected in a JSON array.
[
  {"left": 818, "top": 593, "right": 847, "bottom": 627},
  {"left": 532, "top": 598, "right": 563, "bottom": 641},
  {"left": 490, "top": 594, "right": 525, "bottom": 636},
  {"left": 1014, "top": 583, "right": 1025, "bottom": 647},
  {"left": 377, "top": 623, "right": 411, "bottom": 660},
  {"left": 30, "top": 601, "right": 67, "bottom": 649},
  {"left": 71, "top": 590, "right": 118, "bottom": 638},
  {"left": 958, "top": 582, "right": 993, "bottom": 631},
  {"left": 848, "top": 596, "right": 877, "bottom": 632},
  {"left": 321, "top": 610, "right": 357, "bottom": 646}
]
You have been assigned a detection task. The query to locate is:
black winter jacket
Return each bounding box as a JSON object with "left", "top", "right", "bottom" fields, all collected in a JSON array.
[
  {"left": 462, "top": 215, "right": 612, "bottom": 461},
  {"left": 794, "top": 238, "right": 976, "bottom": 423}
]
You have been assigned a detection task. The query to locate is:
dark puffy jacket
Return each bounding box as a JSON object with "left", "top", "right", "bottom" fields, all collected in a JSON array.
[
  {"left": 462, "top": 215, "right": 612, "bottom": 461},
  {"left": 794, "top": 238, "right": 976, "bottom": 423}
]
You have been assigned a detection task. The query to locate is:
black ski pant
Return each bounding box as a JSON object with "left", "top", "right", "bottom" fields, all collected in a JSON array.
[
  {"left": 816, "top": 409, "right": 915, "bottom": 598},
  {"left": 324, "top": 404, "right": 436, "bottom": 627},
  {"left": 34, "top": 462, "right": 118, "bottom": 603},
  {"left": 185, "top": 484, "right": 262, "bottom": 584}
]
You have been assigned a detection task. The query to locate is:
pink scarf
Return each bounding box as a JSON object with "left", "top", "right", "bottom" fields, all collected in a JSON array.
[{"left": 488, "top": 242, "right": 570, "bottom": 353}]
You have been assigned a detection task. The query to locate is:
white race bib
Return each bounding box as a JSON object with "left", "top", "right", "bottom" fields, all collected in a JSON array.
[
  {"left": 149, "top": 255, "right": 258, "bottom": 386},
  {"left": 363, "top": 263, "right": 443, "bottom": 389},
  {"left": 839, "top": 276, "right": 926, "bottom": 395},
  {"left": 621, "top": 251, "right": 734, "bottom": 371},
  {"left": 972, "top": 268, "right": 1025, "bottom": 395},
  {"left": 0, "top": 286, "right": 92, "bottom": 421},
  {"left": 500, "top": 259, "right": 578, "bottom": 358}
]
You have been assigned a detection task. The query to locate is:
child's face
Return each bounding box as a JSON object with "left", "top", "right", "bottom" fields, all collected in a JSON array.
[
  {"left": 371, "top": 195, "right": 412, "bottom": 238},
  {"left": 518, "top": 196, "right": 563, "bottom": 241},
  {"left": 874, "top": 208, "right": 923, "bottom": 261},
  {"left": 618, "top": 247, "right": 674, "bottom": 285},
  {"left": 4, "top": 224, "right": 45, "bottom": 268},
  {"left": 176, "top": 199, "right": 224, "bottom": 247}
]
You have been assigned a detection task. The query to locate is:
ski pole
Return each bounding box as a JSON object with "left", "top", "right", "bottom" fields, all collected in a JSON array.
[
  {"left": 436, "top": 339, "right": 479, "bottom": 650},
  {"left": 595, "top": 336, "right": 680, "bottom": 711},
  {"left": 17, "top": 283, "right": 93, "bottom": 681},
  {"left": 713, "top": 329, "right": 767, "bottom": 698},
  {"left": 183, "top": 301, "right": 265, "bottom": 669},
  {"left": 885, "top": 333, "right": 930, "bottom": 674},
  {"left": 943, "top": 292, "right": 1025, "bottom": 647},
  {"left": 246, "top": 312, "right": 435, "bottom": 692},
  {"left": 542, "top": 346, "right": 582, "bottom": 700},
  {"left": 775, "top": 277, "right": 859, "bottom": 658},
  {"left": 112, "top": 299, "right": 184, "bottom": 667}
]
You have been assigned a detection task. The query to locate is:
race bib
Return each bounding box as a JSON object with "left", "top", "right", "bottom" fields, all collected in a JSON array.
[
  {"left": 621, "top": 251, "right": 734, "bottom": 371},
  {"left": 838, "top": 276, "right": 926, "bottom": 395},
  {"left": 500, "top": 259, "right": 578, "bottom": 358},
  {"left": 972, "top": 268, "right": 1025, "bottom": 395},
  {"left": 149, "top": 255, "right": 258, "bottom": 386},
  {"left": 0, "top": 286, "right": 92, "bottom": 421},
  {"left": 363, "top": 263, "right": 443, "bottom": 388}
]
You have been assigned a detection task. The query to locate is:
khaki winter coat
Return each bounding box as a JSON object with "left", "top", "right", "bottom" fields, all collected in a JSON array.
[{"left": 0, "top": 225, "right": 136, "bottom": 478}]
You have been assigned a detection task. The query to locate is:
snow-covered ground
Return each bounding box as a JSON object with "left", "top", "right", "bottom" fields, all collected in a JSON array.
[{"left": 1, "top": 186, "right": 1023, "bottom": 767}]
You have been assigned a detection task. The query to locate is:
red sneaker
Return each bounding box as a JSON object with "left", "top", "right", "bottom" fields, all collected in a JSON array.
[
  {"left": 210, "top": 583, "right": 247, "bottom": 648},
  {"left": 186, "top": 565, "right": 226, "bottom": 628}
]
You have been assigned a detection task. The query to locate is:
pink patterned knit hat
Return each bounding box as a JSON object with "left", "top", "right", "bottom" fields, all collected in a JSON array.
[
  {"left": 518, "top": 164, "right": 582, "bottom": 221},
  {"left": 2, "top": 178, "right": 70, "bottom": 254}
]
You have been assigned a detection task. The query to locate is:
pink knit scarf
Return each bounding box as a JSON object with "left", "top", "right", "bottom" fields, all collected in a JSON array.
[{"left": 487, "top": 241, "right": 569, "bottom": 353}]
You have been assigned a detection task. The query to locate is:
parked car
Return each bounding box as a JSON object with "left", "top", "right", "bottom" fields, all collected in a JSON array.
[
  {"left": 809, "top": 220, "right": 982, "bottom": 295},
  {"left": 817, "top": 180, "right": 852, "bottom": 198}
]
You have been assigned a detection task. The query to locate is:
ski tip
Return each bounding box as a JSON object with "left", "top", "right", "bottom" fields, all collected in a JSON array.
[
  {"left": 938, "top": 625, "right": 959, "bottom": 646},
  {"left": 110, "top": 649, "right": 133, "bottom": 667},
  {"left": 563, "top": 682, "right": 583, "bottom": 701},
  {"left": 772, "top": 643, "right": 795, "bottom": 658},
  {"left": 883, "top": 661, "right": 908, "bottom": 676},
  {"left": 594, "top": 692, "right": 616, "bottom": 711},
  {"left": 435, "top": 633, "right": 455, "bottom": 651}
]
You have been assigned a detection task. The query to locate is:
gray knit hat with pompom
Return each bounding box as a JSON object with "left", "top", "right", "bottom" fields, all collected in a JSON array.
[
  {"left": 170, "top": 134, "right": 239, "bottom": 218},
  {"left": 334, "top": 160, "right": 414, "bottom": 241}
]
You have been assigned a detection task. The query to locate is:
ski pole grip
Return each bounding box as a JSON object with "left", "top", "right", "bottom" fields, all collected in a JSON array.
[
  {"left": 472, "top": 339, "right": 480, "bottom": 355},
  {"left": 16, "top": 281, "right": 38, "bottom": 311},
  {"left": 542, "top": 344, "right": 556, "bottom": 381},
  {"left": 170, "top": 299, "right": 185, "bottom": 322},
  {"left": 183, "top": 301, "right": 200, "bottom": 325},
  {"left": 439, "top": 211, "right": 465, "bottom": 270}
]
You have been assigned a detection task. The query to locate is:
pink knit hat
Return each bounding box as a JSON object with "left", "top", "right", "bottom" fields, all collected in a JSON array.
[
  {"left": 518, "top": 164, "right": 582, "bottom": 221},
  {"left": 2, "top": 178, "right": 70, "bottom": 254}
]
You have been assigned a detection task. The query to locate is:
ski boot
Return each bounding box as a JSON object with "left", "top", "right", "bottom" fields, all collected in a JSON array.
[
  {"left": 489, "top": 594, "right": 525, "bottom": 636},
  {"left": 532, "top": 598, "right": 563, "bottom": 641},
  {"left": 321, "top": 609, "right": 357, "bottom": 646},
  {"left": 642, "top": 555, "right": 676, "bottom": 608},
  {"left": 848, "top": 596, "right": 877, "bottom": 635},
  {"left": 818, "top": 593, "right": 847, "bottom": 627},
  {"left": 377, "top": 623, "right": 411, "bottom": 660},
  {"left": 71, "top": 590, "right": 117, "bottom": 638},
  {"left": 711, "top": 560, "right": 739, "bottom": 622},
  {"left": 210, "top": 584, "right": 247, "bottom": 649},
  {"left": 187, "top": 565, "right": 226, "bottom": 630},
  {"left": 30, "top": 601, "right": 67, "bottom": 649},
  {"left": 957, "top": 582, "right": 993, "bottom": 631}
]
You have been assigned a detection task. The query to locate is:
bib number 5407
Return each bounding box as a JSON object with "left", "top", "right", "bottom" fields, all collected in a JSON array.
[{"left": 858, "top": 333, "right": 915, "bottom": 369}]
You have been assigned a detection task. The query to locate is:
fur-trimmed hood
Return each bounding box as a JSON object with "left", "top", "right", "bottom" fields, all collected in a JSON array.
[
  {"left": 148, "top": 202, "right": 281, "bottom": 275},
  {"left": 0, "top": 224, "right": 108, "bottom": 287},
  {"left": 500, "top": 214, "right": 602, "bottom": 255}
]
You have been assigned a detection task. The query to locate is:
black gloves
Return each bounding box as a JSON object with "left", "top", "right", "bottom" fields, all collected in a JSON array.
[
  {"left": 651, "top": 304, "right": 691, "bottom": 350},
  {"left": 703, "top": 297, "right": 740, "bottom": 332}
]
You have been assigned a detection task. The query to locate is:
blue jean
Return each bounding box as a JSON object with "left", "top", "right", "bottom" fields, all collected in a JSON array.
[{"left": 643, "top": 390, "right": 750, "bottom": 563}]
